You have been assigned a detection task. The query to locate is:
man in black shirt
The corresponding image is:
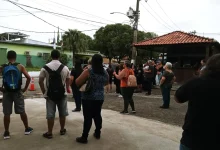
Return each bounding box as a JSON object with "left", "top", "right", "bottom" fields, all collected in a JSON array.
[{"left": 175, "top": 54, "right": 220, "bottom": 150}]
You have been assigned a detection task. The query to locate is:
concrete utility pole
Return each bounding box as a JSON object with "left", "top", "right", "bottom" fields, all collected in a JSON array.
[{"left": 131, "top": 0, "right": 140, "bottom": 65}]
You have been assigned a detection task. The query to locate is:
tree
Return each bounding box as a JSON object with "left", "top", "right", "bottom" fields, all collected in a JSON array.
[
  {"left": 93, "top": 24, "right": 158, "bottom": 64},
  {"left": 62, "top": 29, "right": 88, "bottom": 64},
  {"left": 93, "top": 24, "right": 133, "bottom": 63},
  {"left": 47, "top": 53, "right": 68, "bottom": 66}
]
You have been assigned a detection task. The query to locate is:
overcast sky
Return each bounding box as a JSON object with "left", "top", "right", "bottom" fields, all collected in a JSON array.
[{"left": 0, "top": 0, "right": 220, "bottom": 43}]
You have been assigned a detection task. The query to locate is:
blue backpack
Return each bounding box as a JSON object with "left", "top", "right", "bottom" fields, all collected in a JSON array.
[{"left": 2, "top": 63, "right": 22, "bottom": 92}]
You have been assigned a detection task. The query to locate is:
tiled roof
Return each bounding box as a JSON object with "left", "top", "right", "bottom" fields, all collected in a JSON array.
[{"left": 135, "top": 31, "right": 217, "bottom": 46}]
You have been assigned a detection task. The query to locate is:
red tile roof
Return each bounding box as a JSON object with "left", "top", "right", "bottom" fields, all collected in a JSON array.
[{"left": 135, "top": 31, "right": 217, "bottom": 46}]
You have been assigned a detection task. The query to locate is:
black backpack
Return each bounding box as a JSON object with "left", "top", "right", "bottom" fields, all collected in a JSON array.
[{"left": 44, "top": 64, "right": 65, "bottom": 101}]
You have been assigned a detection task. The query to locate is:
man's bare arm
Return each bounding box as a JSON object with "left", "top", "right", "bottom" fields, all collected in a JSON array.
[
  {"left": 39, "top": 77, "right": 46, "bottom": 94},
  {"left": 21, "top": 65, "right": 31, "bottom": 92}
]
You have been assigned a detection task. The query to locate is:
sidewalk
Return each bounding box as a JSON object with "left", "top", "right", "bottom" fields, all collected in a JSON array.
[{"left": 0, "top": 98, "right": 181, "bottom": 150}]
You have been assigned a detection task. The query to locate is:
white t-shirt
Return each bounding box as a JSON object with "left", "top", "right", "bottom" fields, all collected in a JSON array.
[{"left": 39, "top": 60, "right": 70, "bottom": 97}]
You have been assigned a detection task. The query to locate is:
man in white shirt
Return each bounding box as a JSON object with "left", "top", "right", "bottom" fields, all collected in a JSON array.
[{"left": 39, "top": 50, "right": 71, "bottom": 139}]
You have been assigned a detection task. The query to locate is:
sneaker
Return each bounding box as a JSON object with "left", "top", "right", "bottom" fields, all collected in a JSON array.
[
  {"left": 120, "top": 111, "right": 129, "bottom": 114},
  {"left": 118, "top": 95, "right": 123, "bottom": 98},
  {"left": 43, "top": 132, "right": 53, "bottom": 139},
  {"left": 25, "top": 127, "right": 33, "bottom": 135},
  {"left": 3, "top": 131, "right": 10, "bottom": 140},
  {"left": 93, "top": 132, "right": 101, "bottom": 139},
  {"left": 160, "top": 106, "right": 169, "bottom": 109},
  {"left": 132, "top": 110, "right": 136, "bottom": 113},
  {"left": 76, "top": 136, "right": 88, "bottom": 144},
  {"left": 60, "top": 129, "right": 67, "bottom": 135},
  {"left": 72, "top": 109, "right": 81, "bottom": 112}
]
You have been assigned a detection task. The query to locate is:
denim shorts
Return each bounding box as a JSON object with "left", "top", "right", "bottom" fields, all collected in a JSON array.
[
  {"left": 2, "top": 91, "right": 25, "bottom": 115},
  {"left": 180, "top": 144, "right": 191, "bottom": 150},
  {"left": 46, "top": 96, "right": 69, "bottom": 119}
]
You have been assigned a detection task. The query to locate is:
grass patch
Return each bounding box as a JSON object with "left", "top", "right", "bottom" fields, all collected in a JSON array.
[{"left": 26, "top": 67, "right": 41, "bottom": 71}]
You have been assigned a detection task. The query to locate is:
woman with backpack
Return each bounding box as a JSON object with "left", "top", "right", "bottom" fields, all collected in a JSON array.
[
  {"left": 75, "top": 54, "right": 109, "bottom": 144},
  {"left": 113, "top": 61, "right": 136, "bottom": 114}
]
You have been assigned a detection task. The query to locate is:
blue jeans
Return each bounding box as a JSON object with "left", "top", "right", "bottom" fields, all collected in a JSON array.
[
  {"left": 161, "top": 86, "right": 171, "bottom": 107},
  {"left": 180, "top": 144, "right": 191, "bottom": 150}
]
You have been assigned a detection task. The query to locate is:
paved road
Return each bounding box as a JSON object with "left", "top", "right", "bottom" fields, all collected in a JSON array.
[{"left": 0, "top": 99, "right": 181, "bottom": 150}]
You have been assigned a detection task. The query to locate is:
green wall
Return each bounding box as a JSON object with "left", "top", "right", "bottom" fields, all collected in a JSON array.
[{"left": 0, "top": 43, "right": 100, "bottom": 68}]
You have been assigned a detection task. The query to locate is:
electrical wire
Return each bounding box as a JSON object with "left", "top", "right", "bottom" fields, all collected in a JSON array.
[
  {"left": 6, "top": 0, "right": 108, "bottom": 25},
  {"left": 44, "top": 0, "right": 116, "bottom": 24},
  {"left": 6, "top": 0, "right": 66, "bottom": 31},
  {"left": 0, "top": 25, "right": 98, "bottom": 33},
  {"left": 0, "top": 11, "right": 42, "bottom": 17},
  {"left": 155, "top": 0, "right": 181, "bottom": 30},
  {"left": 146, "top": 3, "right": 176, "bottom": 30},
  {"left": 140, "top": 2, "right": 173, "bottom": 31},
  {"left": 28, "top": 0, "right": 102, "bottom": 28}
]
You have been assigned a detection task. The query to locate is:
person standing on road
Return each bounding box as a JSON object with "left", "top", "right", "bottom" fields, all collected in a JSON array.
[
  {"left": 39, "top": 50, "right": 71, "bottom": 139},
  {"left": 114, "top": 64, "right": 122, "bottom": 97},
  {"left": 175, "top": 54, "right": 220, "bottom": 150},
  {"left": 75, "top": 54, "right": 109, "bottom": 144},
  {"left": 106, "top": 64, "right": 114, "bottom": 93},
  {"left": 143, "top": 60, "right": 154, "bottom": 95},
  {"left": 159, "top": 62, "right": 175, "bottom": 109},
  {"left": 0, "top": 50, "right": 33, "bottom": 140},
  {"left": 114, "top": 61, "right": 136, "bottom": 114},
  {"left": 70, "top": 59, "right": 83, "bottom": 112}
]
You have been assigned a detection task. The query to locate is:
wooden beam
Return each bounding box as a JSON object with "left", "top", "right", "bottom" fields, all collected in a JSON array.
[{"left": 206, "top": 45, "right": 210, "bottom": 59}]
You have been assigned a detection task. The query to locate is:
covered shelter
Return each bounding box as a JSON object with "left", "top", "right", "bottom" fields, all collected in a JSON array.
[{"left": 135, "top": 31, "right": 220, "bottom": 83}]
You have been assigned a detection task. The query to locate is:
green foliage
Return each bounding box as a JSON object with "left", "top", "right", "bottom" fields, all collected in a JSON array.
[
  {"left": 26, "top": 67, "right": 41, "bottom": 72},
  {"left": 47, "top": 53, "right": 68, "bottom": 66},
  {"left": 93, "top": 24, "right": 158, "bottom": 63}
]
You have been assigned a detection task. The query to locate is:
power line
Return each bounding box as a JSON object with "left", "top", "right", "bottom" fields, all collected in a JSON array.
[
  {"left": 44, "top": 0, "right": 116, "bottom": 24},
  {"left": 0, "top": 25, "right": 98, "bottom": 33},
  {"left": 6, "top": 0, "right": 66, "bottom": 31},
  {"left": 0, "top": 11, "right": 42, "bottom": 17},
  {"left": 146, "top": 3, "right": 175, "bottom": 30},
  {"left": 7, "top": 0, "right": 108, "bottom": 25},
  {"left": 139, "top": 24, "right": 147, "bottom": 32},
  {"left": 155, "top": 0, "right": 181, "bottom": 30},
  {"left": 140, "top": 2, "right": 173, "bottom": 31},
  {"left": 28, "top": 0, "right": 102, "bottom": 28}
]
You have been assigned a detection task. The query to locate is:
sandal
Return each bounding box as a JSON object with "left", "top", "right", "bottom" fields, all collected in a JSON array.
[{"left": 43, "top": 132, "right": 53, "bottom": 139}]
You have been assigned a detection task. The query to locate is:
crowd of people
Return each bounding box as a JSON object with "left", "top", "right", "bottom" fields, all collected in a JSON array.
[{"left": 0, "top": 49, "right": 219, "bottom": 150}]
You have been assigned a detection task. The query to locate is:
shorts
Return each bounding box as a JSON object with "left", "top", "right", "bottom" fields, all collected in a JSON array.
[
  {"left": 2, "top": 91, "right": 25, "bottom": 115},
  {"left": 46, "top": 96, "right": 69, "bottom": 119}
]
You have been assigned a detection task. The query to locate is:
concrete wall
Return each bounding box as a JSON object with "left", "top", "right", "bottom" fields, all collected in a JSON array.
[{"left": 0, "top": 43, "right": 73, "bottom": 68}]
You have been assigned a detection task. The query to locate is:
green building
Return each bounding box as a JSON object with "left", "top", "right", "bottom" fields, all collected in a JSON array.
[{"left": 0, "top": 32, "right": 100, "bottom": 68}]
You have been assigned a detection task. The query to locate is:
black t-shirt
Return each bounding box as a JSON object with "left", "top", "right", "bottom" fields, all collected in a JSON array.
[
  {"left": 161, "top": 71, "right": 174, "bottom": 88},
  {"left": 175, "top": 77, "right": 220, "bottom": 149},
  {"left": 144, "top": 65, "right": 154, "bottom": 78},
  {"left": 71, "top": 68, "right": 83, "bottom": 89},
  {"left": 107, "top": 68, "right": 113, "bottom": 78}
]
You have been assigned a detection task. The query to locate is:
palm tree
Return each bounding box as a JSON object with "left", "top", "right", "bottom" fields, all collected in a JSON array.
[{"left": 62, "top": 29, "right": 87, "bottom": 65}]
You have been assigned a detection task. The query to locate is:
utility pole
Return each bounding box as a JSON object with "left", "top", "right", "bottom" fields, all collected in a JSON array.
[{"left": 131, "top": 0, "right": 140, "bottom": 65}]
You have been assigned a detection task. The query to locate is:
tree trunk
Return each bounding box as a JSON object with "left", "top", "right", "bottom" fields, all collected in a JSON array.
[{"left": 109, "top": 57, "right": 112, "bottom": 65}]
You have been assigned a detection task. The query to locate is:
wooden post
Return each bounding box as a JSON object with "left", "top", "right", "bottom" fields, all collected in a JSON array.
[
  {"left": 162, "top": 48, "right": 165, "bottom": 65},
  {"left": 206, "top": 45, "right": 210, "bottom": 59},
  {"left": 150, "top": 50, "right": 153, "bottom": 60}
]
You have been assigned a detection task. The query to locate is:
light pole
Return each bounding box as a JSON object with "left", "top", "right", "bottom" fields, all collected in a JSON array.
[{"left": 110, "top": 1, "right": 141, "bottom": 65}]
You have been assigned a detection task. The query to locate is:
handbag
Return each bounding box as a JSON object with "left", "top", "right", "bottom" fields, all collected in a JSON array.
[{"left": 79, "top": 69, "right": 94, "bottom": 93}]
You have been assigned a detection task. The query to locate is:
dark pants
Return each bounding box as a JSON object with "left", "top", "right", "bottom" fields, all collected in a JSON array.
[
  {"left": 115, "top": 82, "right": 121, "bottom": 94},
  {"left": 72, "top": 88, "right": 81, "bottom": 110},
  {"left": 121, "top": 87, "right": 135, "bottom": 111},
  {"left": 82, "top": 100, "right": 103, "bottom": 138},
  {"left": 161, "top": 86, "right": 171, "bottom": 107},
  {"left": 143, "top": 78, "right": 152, "bottom": 94}
]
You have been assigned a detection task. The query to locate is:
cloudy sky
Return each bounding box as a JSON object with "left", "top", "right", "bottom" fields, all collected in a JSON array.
[{"left": 0, "top": 0, "right": 220, "bottom": 43}]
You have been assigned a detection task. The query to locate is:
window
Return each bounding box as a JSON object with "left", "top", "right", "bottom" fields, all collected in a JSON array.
[{"left": 43, "top": 53, "right": 50, "bottom": 60}]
